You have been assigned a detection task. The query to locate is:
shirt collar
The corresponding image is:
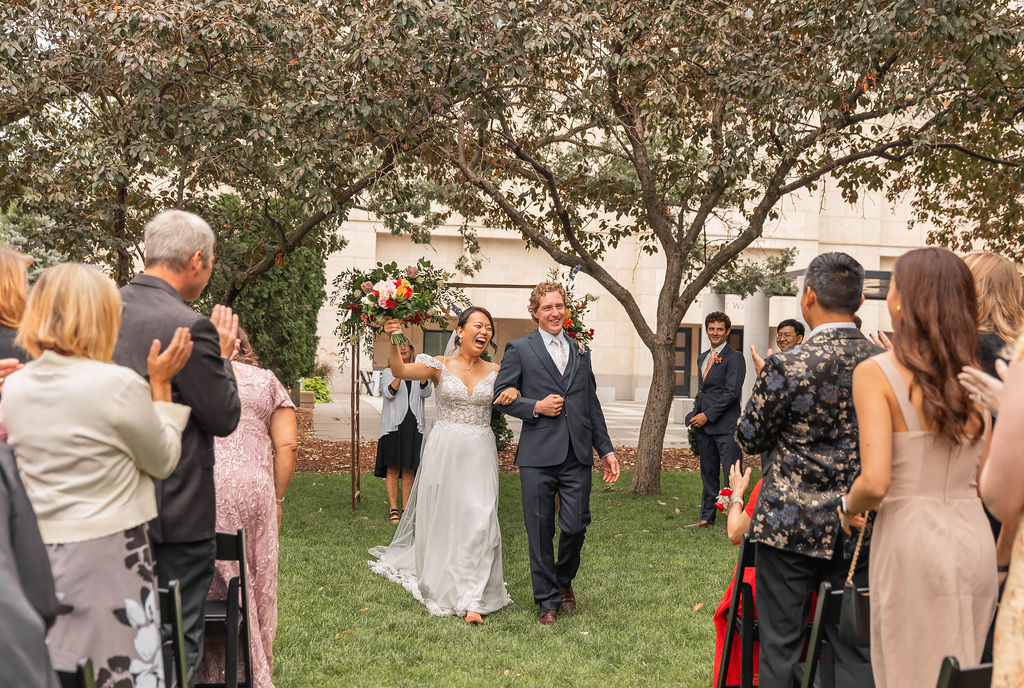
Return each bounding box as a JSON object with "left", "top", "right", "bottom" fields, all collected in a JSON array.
[
  {"left": 805, "top": 321, "right": 858, "bottom": 342},
  {"left": 707, "top": 341, "right": 726, "bottom": 357},
  {"left": 539, "top": 328, "right": 565, "bottom": 347}
]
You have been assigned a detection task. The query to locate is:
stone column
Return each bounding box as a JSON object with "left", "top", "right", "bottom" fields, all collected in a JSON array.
[{"left": 742, "top": 288, "right": 770, "bottom": 404}]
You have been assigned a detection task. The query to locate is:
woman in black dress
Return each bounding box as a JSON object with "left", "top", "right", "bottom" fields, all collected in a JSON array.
[{"left": 375, "top": 342, "right": 432, "bottom": 523}]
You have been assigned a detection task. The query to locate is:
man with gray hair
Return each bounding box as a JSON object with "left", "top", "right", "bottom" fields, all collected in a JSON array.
[
  {"left": 113, "top": 209, "right": 241, "bottom": 687},
  {"left": 736, "top": 252, "right": 879, "bottom": 687}
]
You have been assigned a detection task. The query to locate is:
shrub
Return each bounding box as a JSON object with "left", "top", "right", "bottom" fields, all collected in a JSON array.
[
  {"left": 301, "top": 376, "right": 333, "bottom": 404},
  {"left": 688, "top": 391, "right": 701, "bottom": 457},
  {"left": 482, "top": 349, "right": 514, "bottom": 452},
  {"left": 199, "top": 194, "right": 341, "bottom": 388}
]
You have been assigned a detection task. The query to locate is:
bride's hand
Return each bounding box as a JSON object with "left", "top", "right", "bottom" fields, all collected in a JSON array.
[
  {"left": 383, "top": 319, "right": 402, "bottom": 336},
  {"left": 494, "top": 388, "right": 519, "bottom": 405}
]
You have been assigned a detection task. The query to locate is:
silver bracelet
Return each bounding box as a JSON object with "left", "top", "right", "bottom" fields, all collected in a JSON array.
[{"left": 730, "top": 497, "right": 744, "bottom": 508}]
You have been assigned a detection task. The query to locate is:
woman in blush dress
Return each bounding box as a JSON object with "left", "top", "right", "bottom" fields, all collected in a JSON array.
[
  {"left": 841, "top": 247, "right": 997, "bottom": 688},
  {"left": 370, "top": 308, "right": 518, "bottom": 625},
  {"left": 197, "top": 330, "right": 297, "bottom": 688}
]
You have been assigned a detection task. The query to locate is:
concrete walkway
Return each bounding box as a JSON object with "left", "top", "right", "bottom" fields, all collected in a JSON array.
[{"left": 313, "top": 396, "right": 690, "bottom": 448}]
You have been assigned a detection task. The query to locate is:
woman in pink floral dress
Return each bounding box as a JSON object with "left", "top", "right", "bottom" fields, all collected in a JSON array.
[{"left": 198, "top": 331, "right": 297, "bottom": 688}]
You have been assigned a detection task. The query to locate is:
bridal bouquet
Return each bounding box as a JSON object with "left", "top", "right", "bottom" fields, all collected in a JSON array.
[{"left": 334, "top": 259, "right": 468, "bottom": 348}]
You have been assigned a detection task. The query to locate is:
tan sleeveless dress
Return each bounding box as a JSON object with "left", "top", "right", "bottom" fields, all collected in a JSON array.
[{"left": 870, "top": 354, "right": 997, "bottom": 688}]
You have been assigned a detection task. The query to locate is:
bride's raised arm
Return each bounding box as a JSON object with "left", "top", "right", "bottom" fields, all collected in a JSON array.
[{"left": 383, "top": 319, "right": 441, "bottom": 384}]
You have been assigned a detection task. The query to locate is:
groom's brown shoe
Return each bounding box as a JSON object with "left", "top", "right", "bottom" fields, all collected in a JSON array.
[
  {"left": 538, "top": 609, "right": 558, "bottom": 626},
  {"left": 559, "top": 586, "right": 576, "bottom": 613}
]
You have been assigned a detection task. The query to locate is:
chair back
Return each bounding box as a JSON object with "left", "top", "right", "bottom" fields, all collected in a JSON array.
[
  {"left": 199, "top": 527, "right": 252, "bottom": 688},
  {"left": 57, "top": 658, "right": 96, "bottom": 688},
  {"left": 159, "top": 580, "right": 188, "bottom": 688},
  {"left": 799, "top": 581, "right": 848, "bottom": 688},
  {"left": 935, "top": 656, "right": 993, "bottom": 688},
  {"left": 716, "top": 533, "right": 757, "bottom": 688}
]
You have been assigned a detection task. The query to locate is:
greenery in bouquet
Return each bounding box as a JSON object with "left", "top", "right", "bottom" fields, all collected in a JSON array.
[
  {"left": 552, "top": 267, "right": 598, "bottom": 349},
  {"left": 334, "top": 259, "right": 468, "bottom": 352}
]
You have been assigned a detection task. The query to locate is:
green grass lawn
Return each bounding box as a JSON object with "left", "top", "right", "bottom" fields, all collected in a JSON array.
[{"left": 275, "top": 470, "right": 755, "bottom": 687}]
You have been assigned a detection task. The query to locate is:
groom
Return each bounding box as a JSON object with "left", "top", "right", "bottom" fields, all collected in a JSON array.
[{"left": 493, "top": 281, "right": 619, "bottom": 626}]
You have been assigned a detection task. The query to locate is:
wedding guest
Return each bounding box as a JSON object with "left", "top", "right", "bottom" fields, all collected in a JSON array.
[
  {"left": 685, "top": 311, "right": 745, "bottom": 529},
  {"left": 112, "top": 209, "right": 241, "bottom": 687},
  {"left": 774, "top": 319, "right": 804, "bottom": 351},
  {"left": 2, "top": 263, "right": 193, "bottom": 686},
  {"left": 979, "top": 334, "right": 1024, "bottom": 687},
  {"left": 841, "top": 247, "right": 996, "bottom": 688},
  {"left": 713, "top": 463, "right": 763, "bottom": 687},
  {"left": 374, "top": 341, "right": 432, "bottom": 523},
  {"left": 0, "top": 441, "right": 59, "bottom": 688},
  {"left": 964, "top": 252, "right": 1024, "bottom": 378},
  {"left": 737, "top": 252, "right": 878, "bottom": 687},
  {"left": 197, "top": 329, "right": 297, "bottom": 688},
  {"left": 0, "top": 247, "right": 30, "bottom": 362}
]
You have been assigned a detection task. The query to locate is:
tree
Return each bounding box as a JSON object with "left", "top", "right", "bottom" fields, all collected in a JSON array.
[
  {"left": 198, "top": 194, "right": 337, "bottom": 388},
  {"left": 394, "top": 0, "right": 1023, "bottom": 493},
  {"left": 0, "top": 0, "right": 434, "bottom": 293}
]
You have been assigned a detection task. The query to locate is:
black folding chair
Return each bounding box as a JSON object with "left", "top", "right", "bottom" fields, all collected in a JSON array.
[
  {"left": 159, "top": 580, "right": 189, "bottom": 688},
  {"left": 197, "top": 528, "right": 252, "bottom": 688},
  {"left": 716, "top": 534, "right": 759, "bottom": 688},
  {"left": 799, "top": 580, "right": 874, "bottom": 688},
  {"left": 935, "top": 656, "right": 993, "bottom": 688},
  {"left": 56, "top": 658, "right": 96, "bottom": 688}
]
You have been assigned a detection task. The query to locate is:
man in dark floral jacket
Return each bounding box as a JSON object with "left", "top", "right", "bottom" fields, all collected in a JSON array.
[{"left": 736, "top": 252, "right": 880, "bottom": 688}]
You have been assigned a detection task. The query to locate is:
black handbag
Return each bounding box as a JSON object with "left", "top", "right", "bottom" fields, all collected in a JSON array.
[{"left": 838, "top": 522, "right": 871, "bottom": 647}]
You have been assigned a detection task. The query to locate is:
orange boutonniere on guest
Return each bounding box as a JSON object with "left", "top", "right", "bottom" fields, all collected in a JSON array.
[{"left": 714, "top": 355, "right": 723, "bottom": 364}]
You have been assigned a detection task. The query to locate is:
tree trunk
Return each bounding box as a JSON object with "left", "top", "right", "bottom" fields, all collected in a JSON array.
[
  {"left": 628, "top": 339, "right": 675, "bottom": 495},
  {"left": 113, "top": 183, "right": 132, "bottom": 286}
]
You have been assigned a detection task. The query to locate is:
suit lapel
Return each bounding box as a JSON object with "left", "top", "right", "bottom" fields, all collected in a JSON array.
[
  {"left": 564, "top": 336, "right": 581, "bottom": 391},
  {"left": 528, "top": 331, "right": 565, "bottom": 387}
]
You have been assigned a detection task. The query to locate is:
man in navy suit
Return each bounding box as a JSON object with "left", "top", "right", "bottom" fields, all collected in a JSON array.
[
  {"left": 684, "top": 311, "right": 746, "bottom": 528},
  {"left": 493, "top": 282, "right": 619, "bottom": 626}
]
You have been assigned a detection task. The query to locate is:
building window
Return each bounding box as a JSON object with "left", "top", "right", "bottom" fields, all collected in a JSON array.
[{"left": 422, "top": 330, "right": 453, "bottom": 357}]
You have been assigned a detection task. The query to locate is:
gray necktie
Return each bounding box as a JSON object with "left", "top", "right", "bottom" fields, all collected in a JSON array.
[{"left": 551, "top": 337, "right": 566, "bottom": 374}]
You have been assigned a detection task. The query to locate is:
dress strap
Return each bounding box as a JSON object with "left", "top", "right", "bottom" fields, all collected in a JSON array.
[{"left": 872, "top": 353, "right": 922, "bottom": 432}]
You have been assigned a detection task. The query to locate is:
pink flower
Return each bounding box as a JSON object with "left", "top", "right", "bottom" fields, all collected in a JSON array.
[
  {"left": 406, "top": 265, "right": 419, "bottom": 278},
  {"left": 360, "top": 281, "right": 373, "bottom": 292}
]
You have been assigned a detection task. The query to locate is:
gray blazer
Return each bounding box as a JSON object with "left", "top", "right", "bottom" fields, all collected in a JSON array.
[
  {"left": 493, "top": 331, "right": 613, "bottom": 467},
  {"left": 0, "top": 444, "right": 59, "bottom": 688},
  {"left": 378, "top": 368, "right": 432, "bottom": 437},
  {"left": 112, "top": 274, "right": 241, "bottom": 543}
]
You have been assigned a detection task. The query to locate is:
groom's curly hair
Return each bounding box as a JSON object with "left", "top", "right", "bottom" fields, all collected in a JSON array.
[{"left": 528, "top": 282, "right": 567, "bottom": 322}]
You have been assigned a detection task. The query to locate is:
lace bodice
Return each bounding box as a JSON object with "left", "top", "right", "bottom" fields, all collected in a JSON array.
[{"left": 416, "top": 354, "right": 496, "bottom": 428}]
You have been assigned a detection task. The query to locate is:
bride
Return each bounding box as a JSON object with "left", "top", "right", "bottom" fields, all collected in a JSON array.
[{"left": 369, "top": 307, "right": 517, "bottom": 624}]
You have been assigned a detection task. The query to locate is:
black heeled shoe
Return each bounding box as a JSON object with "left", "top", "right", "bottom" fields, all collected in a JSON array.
[{"left": 389, "top": 508, "right": 400, "bottom": 523}]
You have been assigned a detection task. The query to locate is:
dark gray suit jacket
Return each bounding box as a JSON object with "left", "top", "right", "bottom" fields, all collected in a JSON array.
[
  {"left": 0, "top": 445, "right": 59, "bottom": 688},
  {"left": 685, "top": 343, "right": 745, "bottom": 436},
  {"left": 112, "top": 274, "right": 241, "bottom": 543},
  {"left": 493, "top": 331, "right": 613, "bottom": 467}
]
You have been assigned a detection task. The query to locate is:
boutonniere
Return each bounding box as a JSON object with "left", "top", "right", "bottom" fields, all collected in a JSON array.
[
  {"left": 713, "top": 355, "right": 723, "bottom": 364},
  {"left": 576, "top": 342, "right": 588, "bottom": 356}
]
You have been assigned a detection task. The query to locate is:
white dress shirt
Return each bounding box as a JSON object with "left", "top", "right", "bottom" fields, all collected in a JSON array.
[{"left": 539, "top": 327, "right": 570, "bottom": 374}]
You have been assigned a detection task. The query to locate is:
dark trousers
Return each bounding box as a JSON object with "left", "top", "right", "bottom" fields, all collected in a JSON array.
[
  {"left": 696, "top": 430, "right": 741, "bottom": 522},
  {"left": 519, "top": 451, "right": 592, "bottom": 611},
  {"left": 755, "top": 542, "right": 873, "bottom": 688},
  {"left": 154, "top": 538, "right": 217, "bottom": 688}
]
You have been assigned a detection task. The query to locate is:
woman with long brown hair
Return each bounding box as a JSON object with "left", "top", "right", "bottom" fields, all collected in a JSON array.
[{"left": 839, "top": 247, "right": 997, "bottom": 687}]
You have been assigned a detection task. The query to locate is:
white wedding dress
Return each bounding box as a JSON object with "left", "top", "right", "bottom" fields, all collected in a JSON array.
[{"left": 369, "top": 354, "right": 512, "bottom": 616}]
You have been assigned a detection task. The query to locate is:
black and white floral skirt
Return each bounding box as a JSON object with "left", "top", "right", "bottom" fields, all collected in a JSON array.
[{"left": 46, "top": 524, "right": 164, "bottom": 688}]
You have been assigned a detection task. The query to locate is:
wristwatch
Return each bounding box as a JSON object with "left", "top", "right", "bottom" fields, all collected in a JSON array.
[{"left": 840, "top": 495, "right": 849, "bottom": 515}]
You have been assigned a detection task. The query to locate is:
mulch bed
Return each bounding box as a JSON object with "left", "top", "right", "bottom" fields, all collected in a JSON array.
[{"left": 296, "top": 408, "right": 760, "bottom": 474}]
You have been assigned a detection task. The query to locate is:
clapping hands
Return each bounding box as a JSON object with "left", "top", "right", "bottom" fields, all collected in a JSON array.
[
  {"left": 958, "top": 359, "right": 1009, "bottom": 415},
  {"left": 211, "top": 305, "right": 240, "bottom": 359},
  {"left": 749, "top": 346, "right": 775, "bottom": 375}
]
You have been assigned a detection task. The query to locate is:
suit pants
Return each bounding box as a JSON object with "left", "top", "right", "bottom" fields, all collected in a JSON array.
[
  {"left": 519, "top": 450, "right": 592, "bottom": 612},
  {"left": 755, "top": 542, "right": 873, "bottom": 688},
  {"left": 154, "top": 538, "right": 217, "bottom": 688},
  {"left": 695, "top": 429, "right": 741, "bottom": 522}
]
